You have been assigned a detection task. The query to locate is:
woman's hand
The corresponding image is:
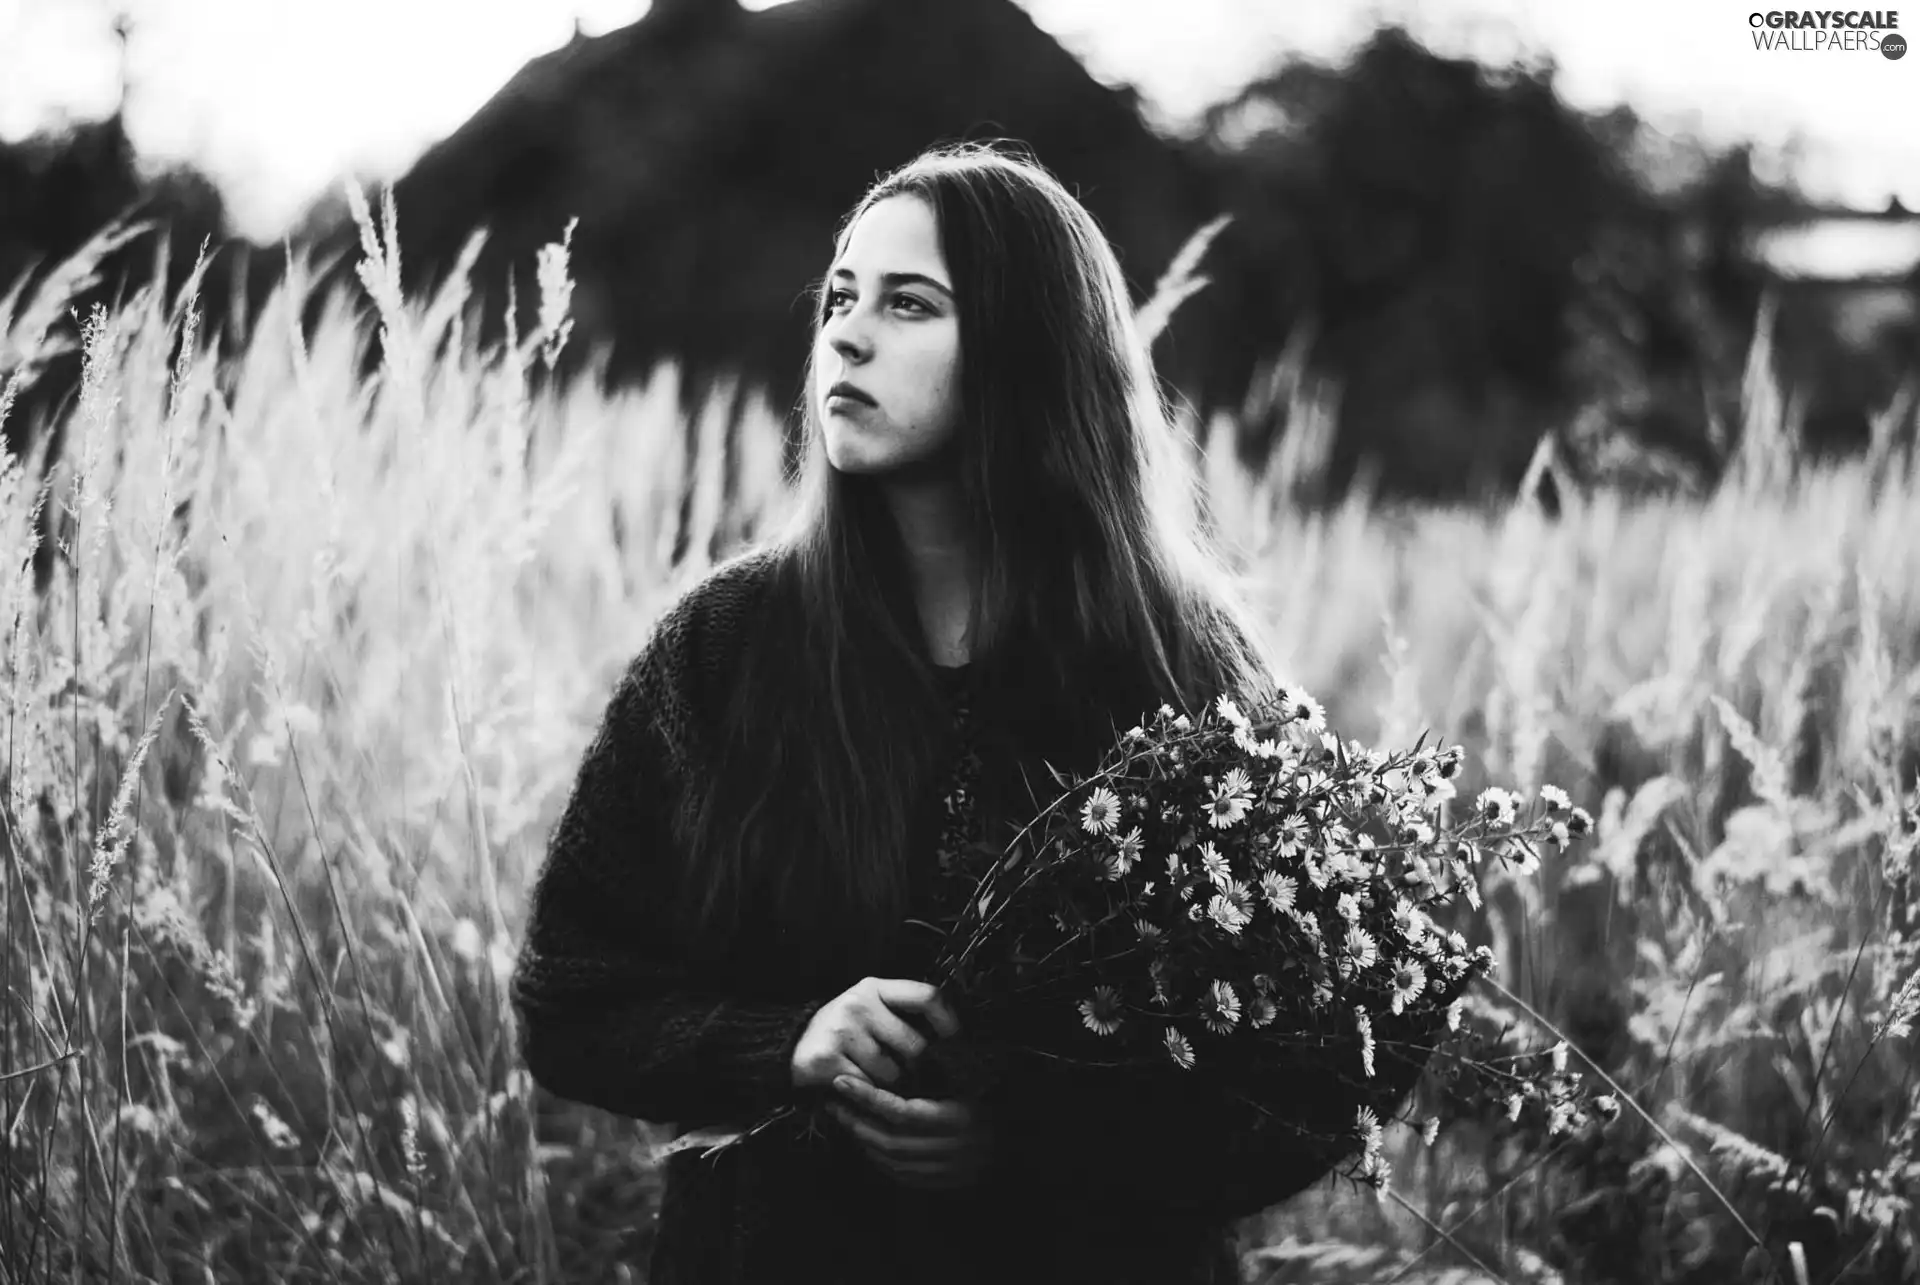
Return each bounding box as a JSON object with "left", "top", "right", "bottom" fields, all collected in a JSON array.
[
  {"left": 828, "top": 1074, "right": 997, "bottom": 1190},
  {"left": 790, "top": 977, "right": 961, "bottom": 1092}
]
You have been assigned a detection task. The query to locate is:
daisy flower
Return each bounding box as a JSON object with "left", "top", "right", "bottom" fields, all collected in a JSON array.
[
  {"left": 1390, "top": 897, "right": 1427, "bottom": 943},
  {"left": 1163, "top": 1026, "right": 1195, "bottom": 1070},
  {"left": 1207, "top": 885, "right": 1254, "bottom": 935},
  {"left": 1354, "top": 1105, "right": 1384, "bottom": 1161},
  {"left": 1359, "top": 1153, "right": 1392, "bottom": 1190},
  {"left": 1207, "top": 771, "right": 1254, "bottom": 829},
  {"left": 1548, "top": 1100, "right": 1576, "bottom": 1136},
  {"left": 1104, "top": 850, "right": 1134, "bottom": 880},
  {"left": 1303, "top": 855, "right": 1331, "bottom": 891},
  {"left": 1354, "top": 1006, "right": 1376, "bottom": 1077},
  {"left": 1215, "top": 694, "right": 1250, "bottom": 730},
  {"left": 1172, "top": 714, "right": 1191, "bottom": 731},
  {"left": 1248, "top": 995, "right": 1278, "bottom": 1028},
  {"left": 1134, "top": 918, "right": 1164, "bottom": 947},
  {"left": 1474, "top": 787, "right": 1517, "bottom": 828},
  {"left": 1341, "top": 925, "right": 1379, "bottom": 977},
  {"left": 1125, "top": 725, "right": 1148, "bottom": 742},
  {"left": 1278, "top": 686, "right": 1327, "bottom": 733},
  {"left": 1567, "top": 807, "right": 1594, "bottom": 839},
  {"left": 1081, "top": 786, "right": 1121, "bottom": 835},
  {"left": 1275, "top": 814, "right": 1309, "bottom": 856},
  {"left": 1166, "top": 852, "right": 1184, "bottom": 880},
  {"left": 1539, "top": 784, "right": 1571, "bottom": 813},
  {"left": 1259, "top": 871, "right": 1297, "bottom": 914},
  {"left": 1335, "top": 892, "right": 1362, "bottom": 925},
  {"left": 1078, "top": 985, "right": 1125, "bottom": 1037},
  {"left": 1546, "top": 820, "right": 1571, "bottom": 850},
  {"left": 1198, "top": 843, "right": 1232, "bottom": 888},
  {"left": 1388, "top": 959, "right": 1427, "bottom": 1015},
  {"left": 1201, "top": 979, "right": 1241, "bottom": 1035}
]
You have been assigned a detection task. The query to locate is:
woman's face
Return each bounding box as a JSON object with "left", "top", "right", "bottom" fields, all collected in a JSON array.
[{"left": 815, "top": 194, "right": 962, "bottom": 477}]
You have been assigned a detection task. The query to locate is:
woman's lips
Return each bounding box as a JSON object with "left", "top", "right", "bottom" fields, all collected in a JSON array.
[{"left": 827, "top": 381, "right": 876, "bottom": 406}]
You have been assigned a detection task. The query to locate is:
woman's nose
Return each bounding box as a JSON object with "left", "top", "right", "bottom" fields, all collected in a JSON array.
[{"left": 827, "top": 327, "right": 869, "bottom": 363}]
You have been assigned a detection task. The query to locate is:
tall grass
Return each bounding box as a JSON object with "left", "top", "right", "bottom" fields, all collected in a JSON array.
[{"left": 0, "top": 198, "right": 1915, "bottom": 1283}]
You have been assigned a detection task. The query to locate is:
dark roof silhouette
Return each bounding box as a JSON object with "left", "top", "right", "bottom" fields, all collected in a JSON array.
[{"left": 382, "top": 0, "right": 1227, "bottom": 430}]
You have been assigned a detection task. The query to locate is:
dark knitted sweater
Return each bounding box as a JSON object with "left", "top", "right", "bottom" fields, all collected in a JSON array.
[{"left": 511, "top": 549, "right": 1412, "bottom": 1284}]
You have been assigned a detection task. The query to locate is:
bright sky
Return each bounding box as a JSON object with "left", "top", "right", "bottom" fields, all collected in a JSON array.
[{"left": 1, "top": 0, "right": 1916, "bottom": 243}]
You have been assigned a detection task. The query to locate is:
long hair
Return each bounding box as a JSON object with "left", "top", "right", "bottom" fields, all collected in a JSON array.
[{"left": 668, "top": 142, "right": 1282, "bottom": 983}]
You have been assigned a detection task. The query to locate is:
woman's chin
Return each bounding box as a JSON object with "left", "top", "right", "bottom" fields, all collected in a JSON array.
[{"left": 825, "top": 431, "right": 893, "bottom": 475}]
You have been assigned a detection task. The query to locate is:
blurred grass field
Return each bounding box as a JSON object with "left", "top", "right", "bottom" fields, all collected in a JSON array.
[{"left": 1, "top": 200, "right": 1917, "bottom": 1284}]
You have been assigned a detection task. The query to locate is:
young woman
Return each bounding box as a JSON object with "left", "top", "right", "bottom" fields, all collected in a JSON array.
[{"left": 512, "top": 142, "right": 1411, "bottom": 1283}]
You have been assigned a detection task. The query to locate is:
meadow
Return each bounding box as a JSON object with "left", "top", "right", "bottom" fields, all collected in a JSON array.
[{"left": 1, "top": 193, "right": 1917, "bottom": 1284}]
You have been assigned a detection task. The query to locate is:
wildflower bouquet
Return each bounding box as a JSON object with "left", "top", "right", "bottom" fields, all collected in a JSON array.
[
  {"left": 661, "top": 686, "right": 1617, "bottom": 1186},
  {"left": 894, "top": 686, "right": 1617, "bottom": 1188}
]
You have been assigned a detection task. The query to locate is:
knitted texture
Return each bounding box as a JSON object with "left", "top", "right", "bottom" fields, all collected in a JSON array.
[{"left": 510, "top": 549, "right": 1416, "bottom": 1284}]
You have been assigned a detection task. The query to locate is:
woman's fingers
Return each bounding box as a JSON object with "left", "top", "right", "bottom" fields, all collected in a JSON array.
[
  {"left": 845, "top": 1035, "right": 903, "bottom": 1087},
  {"left": 872, "top": 979, "right": 962, "bottom": 1040},
  {"left": 827, "top": 1103, "right": 968, "bottom": 1158},
  {"left": 834, "top": 1076, "right": 972, "bottom": 1135},
  {"left": 864, "top": 1006, "right": 931, "bottom": 1068}
]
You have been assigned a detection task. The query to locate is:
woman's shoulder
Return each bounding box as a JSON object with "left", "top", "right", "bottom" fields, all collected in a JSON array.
[
  {"left": 625, "top": 545, "right": 788, "bottom": 711},
  {"left": 658, "top": 546, "right": 784, "bottom": 637}
]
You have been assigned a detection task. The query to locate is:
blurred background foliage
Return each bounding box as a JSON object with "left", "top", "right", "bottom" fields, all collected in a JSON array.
[{"left": 4, "top": 0, "right": 1913, "bottom": 521}]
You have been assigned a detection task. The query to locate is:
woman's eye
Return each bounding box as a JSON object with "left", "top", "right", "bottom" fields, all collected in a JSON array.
[{"left": 823, "top": 289, "right": 928, "bottom": 315}]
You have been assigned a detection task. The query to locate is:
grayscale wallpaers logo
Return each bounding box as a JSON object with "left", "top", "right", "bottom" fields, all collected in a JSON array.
[{"left": 1748, "top": 10, "right": 1906, "bottom": 55}]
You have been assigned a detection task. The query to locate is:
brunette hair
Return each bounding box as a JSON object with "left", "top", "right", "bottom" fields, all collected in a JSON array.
[{"left": 669, "top": 141, "right": 1280, "bottom": 979}]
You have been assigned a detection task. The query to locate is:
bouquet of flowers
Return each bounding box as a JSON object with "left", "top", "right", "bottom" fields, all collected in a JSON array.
[{"left": 661, "top": 684, "right": 1621, "bottom": 1187}]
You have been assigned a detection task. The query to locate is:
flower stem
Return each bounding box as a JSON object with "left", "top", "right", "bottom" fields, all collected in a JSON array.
[{"left": 1478, "top": 975, "right": 1764, "bottom": 1252}]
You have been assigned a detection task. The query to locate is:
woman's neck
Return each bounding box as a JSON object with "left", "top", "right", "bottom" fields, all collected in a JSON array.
[{"left": 879, "top": 474, "right": 976, "bottom": 665}]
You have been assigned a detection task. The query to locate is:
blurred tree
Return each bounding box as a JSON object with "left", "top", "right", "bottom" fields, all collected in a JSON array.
[
  {"left": 1182, "top": 27, "right": 1783, "bottom": 501},
  {"left": 0, "top": 111, "right": 251, "bottom": 591},
  {"left": 316, "top": 0, "right": 1226, "bottom": 564}
]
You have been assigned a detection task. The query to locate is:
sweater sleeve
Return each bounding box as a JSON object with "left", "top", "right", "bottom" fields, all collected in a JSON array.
[
  {"left": 986, "top": 1020, "right": 1434, "bottom": 1222},
  {"left": 509, "top": 606, "right": 827, "bottom": 1128}
]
